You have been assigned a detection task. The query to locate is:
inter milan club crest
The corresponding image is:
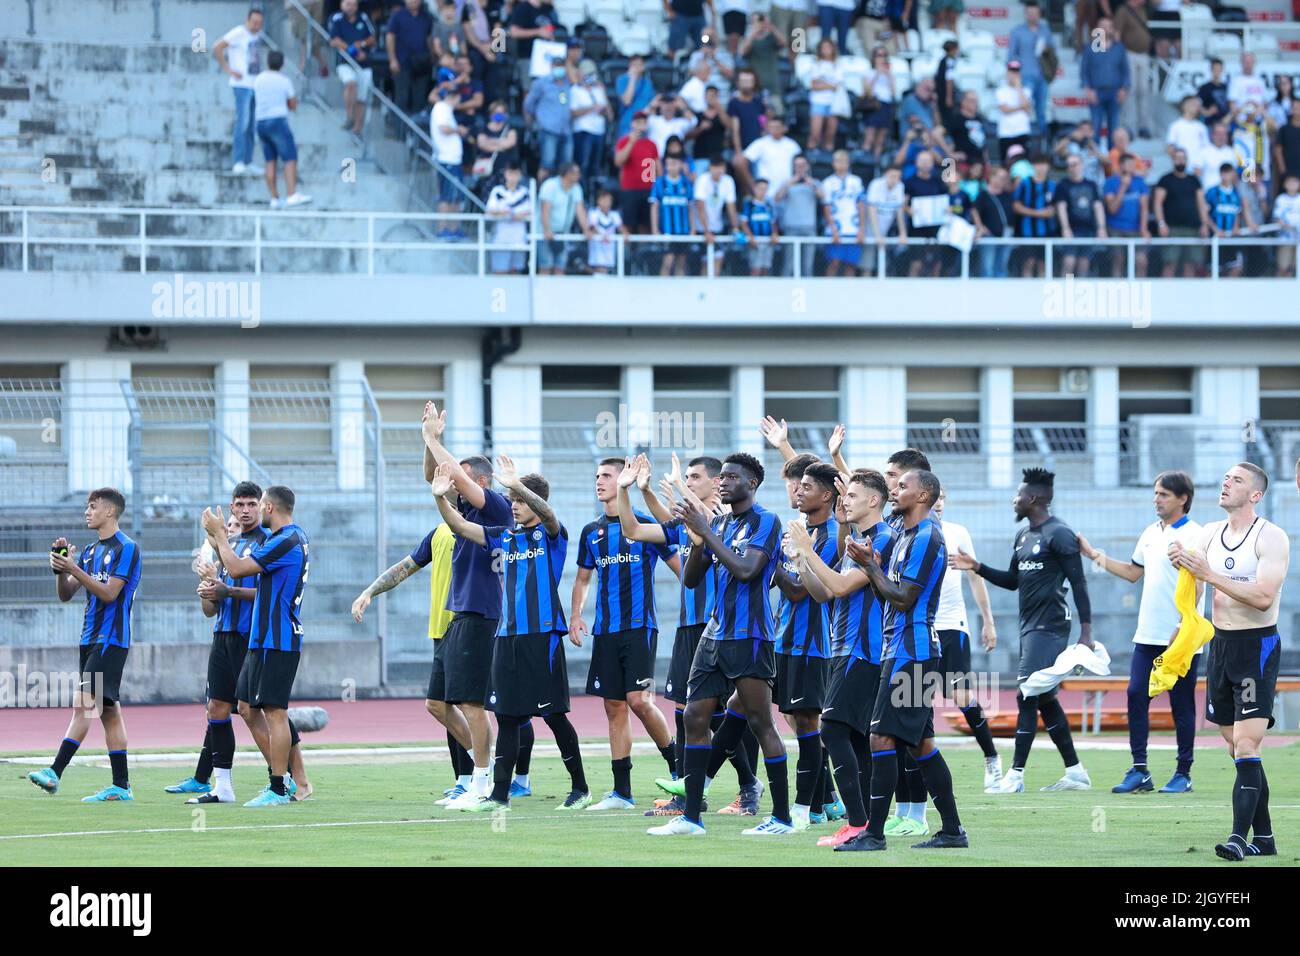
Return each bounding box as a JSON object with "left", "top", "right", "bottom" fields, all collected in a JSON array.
[
  {"left": 532, "top": 528, "right": 543, "bottom": 541},
  {"left": 1225, "top": 556, "right": 1235, "bottom": 570}
]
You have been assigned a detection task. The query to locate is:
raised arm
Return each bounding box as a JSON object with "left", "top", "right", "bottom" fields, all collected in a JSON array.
[
  {"left": 759, "top": 415, "right": 797, "bottom": 462},
  {"left": 827, "top": 423, "right": 850, "bottom": 474},
  {"left": 1076, "top": 531, "right": 1143, "bottom": 583},
  {"left": 432, "top": 464, "right": 488, "bottom": 547},
  {"left": 421, "top": 400, "right": 488, "bottom": 509},
  {"left": 495, "top": 453, "right": 560, "bottom": 537}
]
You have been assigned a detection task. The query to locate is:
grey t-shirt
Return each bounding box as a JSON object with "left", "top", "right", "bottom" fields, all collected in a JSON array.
[{"left": 779, "top": 178, "right": 820, "bottom": 232}]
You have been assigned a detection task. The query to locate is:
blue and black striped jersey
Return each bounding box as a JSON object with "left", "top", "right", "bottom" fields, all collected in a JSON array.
[
  {"left": 577, "top": 512, "right": 677, "bottom": 634},
  {"left": 249, "top": 523, "right": 310, "bottom": 653},
  {"left": 700, "top": 504, "right": 782, "bottom": 642},
  {"left": 77, "top": 531, "right": 142, "bottom": 648},
  {"left": 831, "top": 521, "right": 897, "bottom": 663},
  {"left": 881, "top": 516, "right": 946, "bottom": 663},
  {"left": 775, "top": 517, "right": 839, "bottom": 657},
  {"left": 660, "top": 518, "right": 716, "bottom": 628},
  {"left": 215, "top": 526, "right": 267, "bottom": 635},
  {"left": 649, "top": 174, "right": 693, "bottom": 235},
  {"left": 484, "top": 523, "right": 568, "bottom": 637}
]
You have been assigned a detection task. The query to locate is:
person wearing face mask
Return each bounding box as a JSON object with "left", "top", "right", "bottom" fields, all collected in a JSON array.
[
  {"left": 571, "top": 60, "right": 612, "bottom": 188},
  {"left": 1153, "top": 148, "right": 1211, "bottom": 278},
  {"left": 473, "top": 101, "right": 520, "bottom": 185},
  {"left": 524, "top": 56, "right": 574, "bottom": 181}
]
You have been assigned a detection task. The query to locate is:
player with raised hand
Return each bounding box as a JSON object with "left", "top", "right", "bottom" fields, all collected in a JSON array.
[{"left": 431, "top": 458, "right": 592, "bottom": 813}]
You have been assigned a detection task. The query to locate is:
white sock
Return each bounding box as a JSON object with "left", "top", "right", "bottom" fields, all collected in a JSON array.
[
  {"left": 792, "top": 803, "right": 810, "bottom": 819},
  {"left": 896, "top": 801, "right": 913, "bottom": 818},
  {"left": 703, "top": 775, "right": 714, "bottom": 790},
  {"left": 472, "top": 767, "right": 490, "bottom": 795},
  {"left": 1066, "top": 763, "right": 1085, "bottom": 775},
  {"left": 456, "top": 773, "right": 471, "bottom": 789},
  {"left": 214, "top": 767, "right": 234, "bottom": 800},
  {"left": 513, "top": 773, "right": 529, "bottom": 788},
  {"left": 906, "top": 802, "right": 927, "bottom": 823}
]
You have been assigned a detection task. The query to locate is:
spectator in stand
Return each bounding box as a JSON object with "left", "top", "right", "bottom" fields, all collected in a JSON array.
[
  {"left": 647, "top": 94, "right": 697, "bottom": 157},
  {"left": 1273, "top": 172, "right": 1300, "bottom": 277},
  {"left": 886, "top": 0, "right": 918, "bottom": 52},
  {"left": 719, "top": 0, "right": 752, "bottom": 56},
  {"left": 451, "top": 55, "right": 485, "bottom": 129},
  {"left": 768, "top": 0, "right": 806, "bottom": 54},
  {"left": 538, "top": 162, "right": 590, "bottom": 274},
  {"left": 1054, "top": 153, "right": 1106, "bottom": 277},
  {"left": 650, "top": 152, "right": 696, "bottom": 275},
  {"left": 386, "top": 0, "right": 435, "bottom": 123},
  {"left": 1231, "top": 101, "right": 1271, "bottom": 199},
  {"left": 808, "top": 39, "right": 844, "bottom": 153},
  {"left": 740, "top": 13, "right": 786, "bottom": 117},
  {"left": 524, "top": 56, "right": 573, "bottom": 181},
  {"left": 588, "top": 189, "right": 627, "bottom": 274},
  {"left": 571, "top": 60, "right": 612, "bottom": 186},
  {"left": 486, "top": 162, "right": 531, "bottom": 274},
  {"left": 662, "top": 135, "right": 694, "bottom": 180},
  {"left": 1193, "top": 122, "right": 1237, "bottom": 193},
  {"left": 1167, "top": 95, "right": 1209, "bottom": 163},
  {"left": 687, "top": 86, "right": 730, "bottom": 172},
  {"left": 863, "top": 163, "right": 908, "bottom": 275},
  {"left": 1197, "top": 57, "right": 1229, "bottom": 130},
  {"left": 934, "top": 39, "right": 961, "bottom": 132},
  {"left": 972, "top": 165, "right": 1015, "bottom": 277},
  {"left": 1147, "top": 0, "right": 1182, "bottom": 58},
  {"left": 1228, "top": 52, "right": 1268, "bottom": 118},
  {"left": 821, "top": 149, "right": 866, "bottom": 276},
  {"left": 1005, "top": 142, "right": 1033, "bottom": 183},
  {"left": 213, "top": 7, "right": 265, "bottom": 176},
  {"left": 727, "top": 68, "right": 769, "bottom": 158},
  {"left": 740, "top": 115, "right": 802, "bottom": 195},
  {"left": 462, "top": 0, "right": 501, "bottom": 103},
  {"left": 474, "top": 102, "right": 520, "bottom": 183},
  {"left": 563, "top": 38, "right": 584, "bottom": 83},
  {"left": 1267, "top": 76, "right": 1294, "bottom": 132},
  {"left": 432, "top": 0, "right": 468, "bottom": 58},
  {"left": 615, "top": 111, "right": 659, "bottom": 234},
  {"left": 1103, "top": 151, "right": 1150, "bottom": 277},
  {"left": 1054, "top": 119, "right": 1104, "bottom": 187},
  {"left": 694, "top": 155, "right": 740, "bottom": 274},
  {"left": 680, "top": 59, "right": 713, "bottom": 114},
  {"left": 1079, "top": 17, "right": 1129, "bottom": 149},
  {"left": 667, "top": 0, "right": 715, "bottom": 60},
  {"left": 947, "top": 89, "right": 988, "bottom": 165},
  {"left": 328, "top": 0, "right": 377, "bottom": 138},
  {"left": 820, "top": 0, "right": 857, "bottom": 56},
  {"left": 1105, "top": 125, "right": 1148, "bottom": 175},
  {"left": 615, "top": 57, "right": 656, "bottom": 139},
  {"left": 1153, "top": 148, "right": 1210, "bottom": 277},
  {"left": 855, "top": 0, "right": 891, "bottom": 59},
  {"left": 1006, "top": 0, "right": 1054, "bottom": 140},
  {"left": 740, "top": 178, "right": 779, "bottom": 275},
  {"left": 1114, "top": 0, "right": 1153, "bottom": 137},
  {"left": 898, "top": 76, "right": 938, "bottom": 131},
  {"left": 1012, "top": 154, "right": 1056, "bottom": 277},
  {"left": 253, "top": 50, "right": 311, "bottom": 209},
  {"left": 1205, "top": 163, "right": 1255, "bottom": 278},
  {"left": 995, "top": 62, "right": 1033, "bottom": 159},
  {"left": 430, "top": 83, "right": 467, "bottom": 236},
  {"left": 1276, "top": 100, "right": 1300, "bottom": 195},
  {"left": 508, "top": 0, "right": 558, "bottom": 86},
  {"left": 775, "top": 154, "right": 824, "bottom": 276},
  {"left": 859, "top": 47, "right": 897, "bottom": 166},
  {"left": 960, "top": 157, "right": 986, "bottom": 202},
  {"left": 904, "top": 149, "right": 945, "bottom": 276},
  {"left": 894, "top": 113, "right": 947, "bottom": 179},
  {"left": 689, "top": 28, "right": 737, "bottom": 102}
]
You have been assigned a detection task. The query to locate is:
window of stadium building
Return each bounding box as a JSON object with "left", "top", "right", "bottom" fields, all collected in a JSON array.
[
  {"left": 131, "top": 365, "right": 217, "bottom": 457},
  {"left": 1117, "top": 367, "right": 1193, "bottom": 419},
  {"left": 0, "top": 365, "right": 63, "bottom": 456},
  {"left": 249, "top": 364, "right": 333, "bottom": 459},
  {"left": 653, "top": 366, "right": 730, "bottom": 454},
  {"left": 541, "top": 365, "right": 621, "bottom": 454},
  {"left": 763, "top": 366, "right": 840, "bottom": 432},
  {"left": 1012, "top": 367, "right": 1087, "bottom": 453},
  {"left": 1260, "top": 367, "right": 1300, "bottom": 422},
  {"left": 366, "top": 364, "right": 445, "bottom": 455},
  {"left": 906, "top": 367, "right": 980, "bottom": 454}
]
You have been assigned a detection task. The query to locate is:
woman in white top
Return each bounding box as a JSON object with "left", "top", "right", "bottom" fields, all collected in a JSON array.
[
  {"left": 860, "top": 46, "right": 896, "bottom": 163},
  {"left": 808, "top": 38, "right": 843, "bottom": 153}
]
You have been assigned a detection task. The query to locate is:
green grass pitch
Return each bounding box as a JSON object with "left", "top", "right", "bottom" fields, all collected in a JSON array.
[{"left": 2, "top": 742, "right": 1296, "bottom": 866}]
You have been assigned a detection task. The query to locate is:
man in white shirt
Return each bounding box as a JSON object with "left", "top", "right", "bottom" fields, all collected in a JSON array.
[
  {"left": 1193, "top": 122, "right": 1238, "bottom": 192},
  {"left": 740, "top": 115, "right": 802, "bottom": 196},
  {"left": 252, "top": 51, "right": 311, "bottom": 209},
  {"left": 646, "top": 95, "right": 697, "bottom": 157},
  {"left": 213, "top": 8, "right": 265, "bottom": 175},
  {"left": 693, "top": 156, "right": 738, "bottom": 274},
  {"left": 820, "top": 150, "right": 864, "bottom": 277},
  {"left": 679, "top": 59, "right": 713, "bottom": 115},
  {"left": 1167, "top": 95, "right": 1210, "bottom": 162},
  {"left": 862, "top": 165, "right": 908, "bottom": 275},
  {"left": 430, "top": 85, "right": 467, "bottom": 233},
  {"left": 1076, "top": 470, "right": 1203, "bottom": 795},
  {"left": 932, "top": 490, "right": 1003, "bottom": 789},
  {"left": 1227, "top": 52, "right": 1268, "bottom": 116}
]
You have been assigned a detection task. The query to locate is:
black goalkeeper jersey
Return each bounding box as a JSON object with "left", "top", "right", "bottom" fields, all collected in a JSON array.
[{"left": 979, "top": 515, "right": 1091, "bottom": 637}]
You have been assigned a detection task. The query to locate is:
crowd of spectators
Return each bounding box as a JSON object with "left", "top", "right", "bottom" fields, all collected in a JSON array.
[{"left": 274, "top": 1, "right": 1300, "bottom": 276}]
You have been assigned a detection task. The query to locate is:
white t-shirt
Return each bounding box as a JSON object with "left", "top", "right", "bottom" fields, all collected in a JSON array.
[
  {"left": 995, "top": 84, "right": 1032, "bottom": 139},
  {"left": 863, "top": 175, "right": 904, "bottom": 237},
  {"left": 809, "top": 60, "right": 842, "bottom": 109},
  {"left": 647, "top": 114, "right": 695, "bottom": 157},
  {"left": 865, "top": 68, "right": 895, "bottom": 104},
  {"left": 679, "top": 76, "right": 709, "bottom": 114},
  {"left": 221, "top": 24, "right": 264, "bottom": 89},
  {"left": 1227, "top": 73, "right": 1268, "bottom": 109},
  {"left": 743, "top": 135, "right": 802, "bottom": 195},
  {"left": 1167, "top": 117, "right": 1210, "bottom": 161},
  {"left": 822, "top": 173, "right": 864, "bottom": 234},
  {"left": 487, "top": 183, "right": 531, "bottom": 244},
  {"left": 571, "top": 83, "right": 608, "bottom": 136},
  {"left": 1131, "top": 516, "right": 1205, "bottom": 647},
  {"left": 694, "top": 173, "right": 737, "bottom": 233},
  {"left": 431, "top": 100, "right": 464, "bottom": 165},
  {"left": 1274, "top": 192, "right": 1300, "bottom": 237},
  {"left": 252, "top": 71, "right": 294, "bottom": 122},
  {"left": 1194, "top": 143, "right": 1238, "bottom": 192},
  {"left": 588, "top": 208, "right": 623, "bottom": 267},
  {"left": 934, "top": 520, "right": 976, "bottom": 632}
]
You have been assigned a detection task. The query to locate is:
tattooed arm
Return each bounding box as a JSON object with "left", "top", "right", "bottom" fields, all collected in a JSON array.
[{"left": 351, "top": 555, "right": 420, "bottom": 623}]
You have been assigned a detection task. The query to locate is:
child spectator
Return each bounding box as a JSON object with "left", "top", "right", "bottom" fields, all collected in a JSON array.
[
  {"left": 1012, "top": 154, "right": 1056, "bottom": 277},
  {"left": 741, "top": 178, "right": 779, "bottom": 275},
  {"left": 588, "top": 189, "right": 627, "bottom": 274},
  {"left": 650, "top": 153, "right": 695, "bottom": 276},
  {"left": 486, "top": 163, "right": 531, "bottom": 274}
]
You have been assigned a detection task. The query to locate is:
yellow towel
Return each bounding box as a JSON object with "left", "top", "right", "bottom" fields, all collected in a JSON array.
[{"left": 1149, "top": 567, "right": 1214, "bottom": 697}]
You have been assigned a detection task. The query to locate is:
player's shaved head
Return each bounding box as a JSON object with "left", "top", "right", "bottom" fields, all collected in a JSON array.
[{"left": 265, "top": 485, "right": 295, "bottom": 515}]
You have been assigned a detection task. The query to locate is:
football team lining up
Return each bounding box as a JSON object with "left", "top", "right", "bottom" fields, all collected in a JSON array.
[{"left": 27, "top": 403, "right": 1289, "bottom": 859}]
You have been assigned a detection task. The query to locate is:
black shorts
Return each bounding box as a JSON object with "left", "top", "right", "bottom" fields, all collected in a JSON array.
[
  {"left": 426, "top": 636, "right": 449, "bottom": 702},
  {"left": 937, "top": 628, "right": 974, "bottom": 695},
  {"left": 487, "top": 632, "right": 571, "bottom": 718},
  {"left": 665, "top": 622, "right": 707, "bottom": 704},
  {"left": 721, "top": 10, "right": 746, "bottom": 35},
  {"left": 774, "top": 652, "right": 829, "bottom": 714},
  {"left": 822, "top": 656, "right": 881, "bottom": 735},
  {"left": 1205, "top": 627, "right": 1282, "bottom": 729},
  {"left": 79, "top": 642, "right": 128, "bottom": 706},
  {"left": 441, "top": 612, "right": 497, "bottom": 705},
  {"left": 236, "top": 647, "right": 300, "bottom": 710},
  {"left": 620, "top": 189, "right": 651, "bottom": 231},
  {"left": 871, "top": 657, "right": 939, "bottom": 747},
  {"left": 1017, "top": 628, "right": 1069, "bottom": 684},
  {"left": 586, "top": 627, "right": 658, "bottom": 699},
  {"left": 687, "top": 635, "right": 776, "bottom": 704},
  {"left": 207, "top": 631, "right": 249, "bottom": 704}
]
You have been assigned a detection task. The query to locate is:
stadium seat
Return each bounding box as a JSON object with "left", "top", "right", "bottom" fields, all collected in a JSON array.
[
  {"left": 554, "top": 0, "right": 588, "bottom": 28},
  {"left": 793, "top": 53, "right": 814, "bottom": 88},
  {"left": 645, "top": 56, "right": 677, "bottom": 92},
  {"left": 600, "top": 56, "right": 629, "bottom": 88},
  {"left": 921, "top": 28, "right": 957, "bottom": 51},
  {"left": 615, "top": 23, "right": 655, "bottom": 57},
  {"left": 1203, "top": 31, "right": 1242, "bottom": 60},
  {"left": 583, "top": 26, "right": 614, "bottom": 61},
  {"left": 587, "top": 0, "right": 625, "bottom": 28}
]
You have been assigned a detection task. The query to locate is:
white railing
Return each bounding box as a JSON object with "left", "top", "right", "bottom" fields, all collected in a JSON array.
[{"left": 2, "top": 204, "right": 1296, "bottom": 280}]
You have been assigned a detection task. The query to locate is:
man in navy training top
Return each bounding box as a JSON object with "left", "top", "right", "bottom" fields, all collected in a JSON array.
[{"left": 30, "top": 488, "right": 142, "bottom": 802}]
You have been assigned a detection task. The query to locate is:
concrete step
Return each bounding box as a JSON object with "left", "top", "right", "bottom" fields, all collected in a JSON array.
[{"left": 12, "top": 1, "right": 252, "bottom": 47}]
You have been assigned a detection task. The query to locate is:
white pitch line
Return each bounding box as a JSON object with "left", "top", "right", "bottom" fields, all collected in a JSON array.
[{"left": 0, "top": 817, "right": 455, "bottom": 841}]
